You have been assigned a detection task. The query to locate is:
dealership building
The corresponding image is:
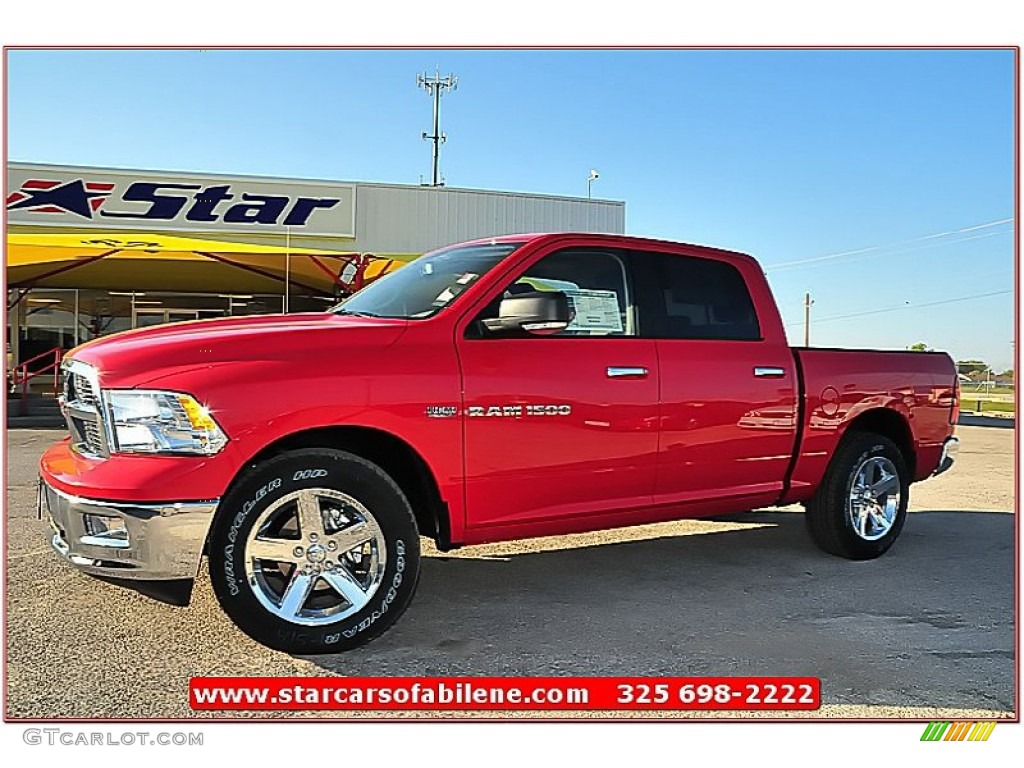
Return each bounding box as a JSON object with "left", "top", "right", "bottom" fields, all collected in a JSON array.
[{"left": 5, "top": 161, "right": 625, "bottom": 377}]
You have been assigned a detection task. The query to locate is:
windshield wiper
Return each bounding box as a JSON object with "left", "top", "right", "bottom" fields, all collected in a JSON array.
[{"left": 334, "top": 308, "right": 381, "bottom": 318}]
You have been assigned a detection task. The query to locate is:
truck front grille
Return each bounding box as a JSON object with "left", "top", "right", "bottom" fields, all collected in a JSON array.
[
  {"left": 62, "top": 361, "right": 109, "bottom": 459},
  {"left": 79, "top": 419, "right": 104, "bottom": 454},
  {"left": 71, "top": 372, "right": 98, "bottom": 408}
]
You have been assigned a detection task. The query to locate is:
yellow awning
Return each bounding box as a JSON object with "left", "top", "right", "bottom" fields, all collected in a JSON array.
[
  {"left": 8, "top": 231, "right": 339, "bottom": 254},
  {"left": 5, "top": 231, "right": 415, "bottom": 294}
]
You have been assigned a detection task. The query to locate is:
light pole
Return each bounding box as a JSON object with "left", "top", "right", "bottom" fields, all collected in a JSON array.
[
  {"left": 803, "top": 292, "right": 814, "bottom": 347},
  {"left": 417, "top": 70, "right": 458, "bottom": 187},
  {"left": 587, "top": 169, "right": 599, "bottom": 199}
]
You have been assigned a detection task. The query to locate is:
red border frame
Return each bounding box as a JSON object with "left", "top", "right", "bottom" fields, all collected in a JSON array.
[{"left": 1, "top": 44, "right": 1019, "bottom": 725}]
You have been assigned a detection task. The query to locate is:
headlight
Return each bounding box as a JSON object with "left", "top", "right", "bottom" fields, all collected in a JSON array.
[{"left": 103, "top": 390, "right": 228, "bottom": 455}]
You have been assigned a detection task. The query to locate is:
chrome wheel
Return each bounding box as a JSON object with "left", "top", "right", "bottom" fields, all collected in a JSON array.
[
  {"left": 243, "top": 488, "right": 387, "bottom": 626},
  {"left": 846, "top": 456, "right": 901, "bottom": 541}
]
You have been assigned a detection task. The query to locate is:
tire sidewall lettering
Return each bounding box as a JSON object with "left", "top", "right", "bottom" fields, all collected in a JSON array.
[
  {"left": 222, "top": 476, "right": 283, "bottom": 596},
  {"left": 341, "top": 538, "right": 406, "bottom": 640},
  {"left": 292, "top": 468, "right": 328, "bottom": 482}
]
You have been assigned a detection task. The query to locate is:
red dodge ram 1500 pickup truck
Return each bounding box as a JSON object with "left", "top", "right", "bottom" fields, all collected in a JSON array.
[{"left": 39, "top": 233, "right": 959, "bottom": 653}]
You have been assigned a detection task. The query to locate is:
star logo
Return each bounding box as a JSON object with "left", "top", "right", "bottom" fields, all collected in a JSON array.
[{"left": 6, "top": 179, "right": 115, "bottom": 219}]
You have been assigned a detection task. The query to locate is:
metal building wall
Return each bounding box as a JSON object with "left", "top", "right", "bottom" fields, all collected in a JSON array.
[{"left": 351, "top": 183, "right": 625, "bottom": 254}]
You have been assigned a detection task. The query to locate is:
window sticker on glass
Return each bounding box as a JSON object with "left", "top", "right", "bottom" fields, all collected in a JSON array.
[
  {"left": 456, "top": 273, "right": 478, "bottom": 285},
  {"left": 564, "top": 288, "right": 623, "bottom": 334},
  {"left": 522, "top": 277, "right": 579, "bottom": 292}
]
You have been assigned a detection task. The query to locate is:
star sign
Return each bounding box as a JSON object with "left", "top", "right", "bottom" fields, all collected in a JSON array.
[{"left": 6, "top": 179, "right": 111, "bottom": 219}]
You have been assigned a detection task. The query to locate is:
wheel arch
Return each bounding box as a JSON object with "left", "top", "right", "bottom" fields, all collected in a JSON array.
[
  {"left": 842, "top": 407, "right": 916, "bottom": 479},
  {"left": 217, "top": 425, "right": 454, "bottom": 551}
]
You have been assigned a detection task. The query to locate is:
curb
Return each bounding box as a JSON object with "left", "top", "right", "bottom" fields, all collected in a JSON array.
[{"left": 957, "top": 413, "right": 1015, "bottom": 429}]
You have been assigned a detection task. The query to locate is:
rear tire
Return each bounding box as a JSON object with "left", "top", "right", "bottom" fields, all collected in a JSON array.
[
  {"left": 805, "top": 431, "right": 909, "bottom": 560},
  {"left": 209, "top": 448, "right": 420, "bottom": 654}
]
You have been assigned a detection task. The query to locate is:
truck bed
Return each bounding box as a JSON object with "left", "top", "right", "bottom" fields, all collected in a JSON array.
[{"left": 783, "top": 347, "right": 958, "bottom": 503}]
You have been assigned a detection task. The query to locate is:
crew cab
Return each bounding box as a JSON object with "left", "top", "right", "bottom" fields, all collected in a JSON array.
[{"left": 38, "top": 233, "right": 960, "bottom": 653}]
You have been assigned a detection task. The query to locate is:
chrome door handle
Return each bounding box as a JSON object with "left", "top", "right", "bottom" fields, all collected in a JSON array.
[
  {"left": 753, "top": 366, "right": 786, "bottom": 378},
  {"left": 607, "top": 366, "right": 649, "bottom": 378}
]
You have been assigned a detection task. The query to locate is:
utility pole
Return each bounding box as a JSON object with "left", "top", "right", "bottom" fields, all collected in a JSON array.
[
  {"left": 417, "top": 69, "right": 458, "bottom": 187},
  {"left": 803, "top": 292, "right": 814, "bottom": 347}
]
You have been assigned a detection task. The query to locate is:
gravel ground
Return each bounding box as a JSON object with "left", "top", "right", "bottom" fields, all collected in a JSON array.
[{"left": 3, "top": 425, "right": 1015, "bottom": 720}]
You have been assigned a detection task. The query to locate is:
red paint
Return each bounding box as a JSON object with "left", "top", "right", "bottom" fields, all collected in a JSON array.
[{"left": 38, "top": 233, "right": 958, "bottom": 548}]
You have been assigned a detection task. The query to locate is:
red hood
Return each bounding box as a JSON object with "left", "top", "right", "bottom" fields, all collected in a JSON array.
[{"left": 69, "top": 312, "right": 408, "bottom": 388}]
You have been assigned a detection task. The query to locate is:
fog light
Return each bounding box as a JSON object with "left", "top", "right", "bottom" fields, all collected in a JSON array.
[{"left": 81, "top": 514, "right": 130, "bottom": 548}]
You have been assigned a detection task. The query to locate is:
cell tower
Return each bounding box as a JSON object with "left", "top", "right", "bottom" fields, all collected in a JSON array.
[{"left": 417, "top": 70, "right": 458, "bottom": 187}]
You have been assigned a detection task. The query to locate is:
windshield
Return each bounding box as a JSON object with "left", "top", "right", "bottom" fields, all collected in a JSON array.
[{"left": 331, "top": 242, "right": 524, "bottom": 319}]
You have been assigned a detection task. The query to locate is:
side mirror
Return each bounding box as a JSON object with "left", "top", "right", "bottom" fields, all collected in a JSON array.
[{"left": 482, "top": 291, "right": 570, "bottom": 336}]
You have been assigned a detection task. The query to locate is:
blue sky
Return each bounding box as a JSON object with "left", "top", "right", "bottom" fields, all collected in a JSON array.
[{"left": 6, "top": 48, "right": 1016, "bottom": 370}]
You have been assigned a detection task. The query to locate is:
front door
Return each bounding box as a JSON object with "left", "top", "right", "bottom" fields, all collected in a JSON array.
[{"left": 457, "top": 246, "right": 660, "bottom": 530}]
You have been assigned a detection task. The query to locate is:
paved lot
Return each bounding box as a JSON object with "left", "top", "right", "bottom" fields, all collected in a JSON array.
[{"left": 4, "top": 426, "right": 1015, "bottom": 720}]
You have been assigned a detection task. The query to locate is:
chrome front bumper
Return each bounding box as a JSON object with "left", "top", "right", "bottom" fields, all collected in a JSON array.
[
  {"left": 38, "top": 479, "right": 218, "bottom": 580},
  {"left": 932, "top": 436, "right": 959, "bottom": 477}
]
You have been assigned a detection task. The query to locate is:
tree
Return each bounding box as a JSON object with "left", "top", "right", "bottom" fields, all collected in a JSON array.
[
  {"left": 909, "top": 342, "right": 932, "bottom": 352},
  {"left": 956, "top": 360, "right": 989, "bottom": 375},
  {"left": 999, "top": 369, "right": 1014, "bottom": 380}
]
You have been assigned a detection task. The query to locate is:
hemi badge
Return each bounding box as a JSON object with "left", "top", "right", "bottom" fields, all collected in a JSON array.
[{"left": 426, "top": 406, "right": 459, "bottom": 419}]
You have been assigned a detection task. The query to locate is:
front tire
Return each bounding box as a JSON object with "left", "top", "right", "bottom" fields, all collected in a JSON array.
[
  {"left": 805, "top": 431, "right": 909, "bottom": 560},
  {"left": 209, "top": 448, "right": 420, "bottom": 654}
]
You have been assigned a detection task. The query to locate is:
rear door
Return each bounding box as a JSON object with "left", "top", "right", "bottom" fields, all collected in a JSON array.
[
  {"left": 456, "top": 245, "right": 660, "bottom": 529},
  {"left": 631, "top": 247, "right": 799, "bottom": 508}
]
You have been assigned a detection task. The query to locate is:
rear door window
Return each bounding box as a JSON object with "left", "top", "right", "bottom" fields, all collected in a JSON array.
[{"left": 632, "top": 250, "right": 761, "bottom": 340}]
